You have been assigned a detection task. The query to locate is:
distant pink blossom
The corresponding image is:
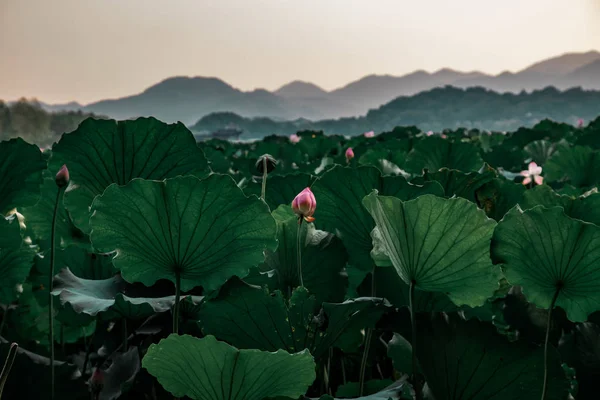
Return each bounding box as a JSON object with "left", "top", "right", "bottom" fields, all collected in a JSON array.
[
  {"left": 441, "top": 134, "right": 447, "bottom": 139},
  {"left": 363, "top": 131, "right": 375, "bottom": 138},
  {"left": 520, "top": 162, "right": 543, "bottom": 186},
  {"left": 289, "top": 133, "right": 301, "bottom": 143},
  {"left": 577, "top": 118, "right": 584, "bottom": 128},
  {"left": 425, "top": 131, "right": 433, "bottom": 136},
  {"left": 345, "top": 147, "right": 354, "bottom": 163}
]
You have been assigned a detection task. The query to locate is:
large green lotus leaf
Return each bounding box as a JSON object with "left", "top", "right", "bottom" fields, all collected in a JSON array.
[
  {"left": 200, "top": 278, "right": 388, "bottom": 358},
  {"left": 259, "top": 205, "right": 348, "bottom": 304},
  {"left": 90, "top": 174, "right": 277, "bottom": 291},
  {"left": 411, "top": 167, "right": 496, "bottom": 204},
  {"left": 0, "top": 138, "right": 45, "bottom": 215},
  {"left": 519, "top": 185, "right": 600, "bottom": 225},
  {"left": 51, "top": 268, "right": 122, "bottom": 315},
  {"left": 312, "top": 166, "right": 444, "bottom": 272},
  {"left": 51, "top": 267, "right": 201, "bottom": 320},
  {"left": 49, "top": 117, "right": 211, "bottom": 233},
  {"left": 29, "top": 246, "right": 116, "bottom": 310},
  {"left": 416, "top": 314, "right": 568, "bottom": 400},
  {"left": 492, "top": 206, "right": 600, "bottom": 322},
  {"left": 142, "top": 334, "right": 316, "bottom": 400},
  {"left": 0, "top": 215, "right": 37, "bottom": 304},
  {"left": 404, "top": 136, "right": 483, "bottom": 174},
  {"left": 544, "top": 145, "right": 600, "bottom": 187},
  {"left": 0, "top": 342, "right": 88, "bottom": 400},
  {"left": 243, "top": 172, "right": 315, "bottom": 211},
  {"left": 363, "top": 193, "right": 499, "bottom": 307},
  {"left": 21, "top": 177, "right": 89, "bottom": 249}
]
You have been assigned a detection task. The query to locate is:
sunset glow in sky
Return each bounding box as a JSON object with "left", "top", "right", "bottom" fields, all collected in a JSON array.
[{"left": 1, "top": 0, "right": 599, "bottom": 103}]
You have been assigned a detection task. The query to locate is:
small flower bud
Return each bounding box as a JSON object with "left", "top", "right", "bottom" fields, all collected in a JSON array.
[
  {"left": 55, "top": 165, "right": 70, "bottom": 188},
  {"left": 345, "top": 147, "right": 354, "bottom": 163},
  {"left": 292, "top": 187, "right": 316, "bottom": 223},
  {"left": 255, "top": 154, "right": 277, "bottom": 174},
  {"left": 289, "top": 133, "right": 301, "bottom": 144},
  {"left": 363, "top": 131, "right": 375, "bottom": 138}
]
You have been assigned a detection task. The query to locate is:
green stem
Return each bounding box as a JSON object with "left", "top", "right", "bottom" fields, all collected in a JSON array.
[
  {"left": 409, "top": 280, "right": 422, "bottom": 400},
  {"left": 122, "top": 318, "right": 127, "bottom": 352},
  {"left": 358, "top": 266, "right": 377, "bottom": 396},
  {"left": 49, "top": 188, "right": 63, "bottom": 400},
  {"left": 0, "top": 343, "right": 18, "bottom": 400},
  {"left": 173, "top": 271, "right": 181, "bottom": 334},
  {"left": 297, "top": 220, "right": 304, "bottom": 287},
  {"left": 260, "top": 157, "right": 268, "bottom": 201},
  {"left": 541, "top": 288, "right": 561, "bottom": 400}
]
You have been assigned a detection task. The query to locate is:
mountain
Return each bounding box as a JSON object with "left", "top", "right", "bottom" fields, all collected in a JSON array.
[
  {"left": 28, "top": 49, "right": 600, "bottom": 125},
  {"left": 275, "top": 81, "right": 328, "bottom": 98},
  {"left": 191, "top": 86, "right": 600, "bottom": 137},
  {"left": 83, "top": 77, "right": 324, "bottom": 124},
  {"left": 558, "top": 59, "right": 600, "bottom": 89},
  {"left": 519, "top": 50, "right": 600, "bottom": 75}
]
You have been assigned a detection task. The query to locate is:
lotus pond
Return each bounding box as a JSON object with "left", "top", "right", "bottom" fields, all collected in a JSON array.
[{"left": 2, "top": 117, "right": 600, "bottom": 399}]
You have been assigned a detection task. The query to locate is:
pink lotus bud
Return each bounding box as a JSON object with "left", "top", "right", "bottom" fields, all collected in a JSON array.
[
  {"left": 55, "top": 164, "right": 70, "bottom": 188},
  {"left": 289, "top": 133, "right": 301, "bottom": 144},
  {"left": 363, "top": 131, "right": 375, "bottom": 138},
  {"left": 345, "top": 147, "right": 354, "bottom": 162},
  {"left": 425, "top": 130, "right": 434, "bottom": 136},
  {"left": 292, "top": 187, "right": 316, "bottom": 223},
  {"left": 578, "top": 118, "right": 584, "bottom": 128}
]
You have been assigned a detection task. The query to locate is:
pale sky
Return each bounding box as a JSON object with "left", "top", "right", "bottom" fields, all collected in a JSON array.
[{"left": 1, "top": 0, "right": 599, "bottom": 104}]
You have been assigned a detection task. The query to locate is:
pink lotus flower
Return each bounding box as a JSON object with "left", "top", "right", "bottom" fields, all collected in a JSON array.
[
  {"left": 363, "top": 131, "right": 375, "bottom": 138},
  {"left": 292, "top": 187, "right": 316, "bottom": 223},
  {"left": 441, "top": 134, "right": 447, "bottom": 139},
  {"left": 289, "top": 133, "right": 301, "bottom": 144},
  {"left": 425, "top": 131, "right": 434, "bottom": 136},
  {"left": 520, "top": 162, "right": 543, "bottom": 186},
  {"left": 345, "top": 147, "right": 354, "bottom": 163},
  {"left": 577, "top": 118, "right": 584, "bottom": 128},
  {"left": 55, "top": 164, "right": 70, "bottom": 188}
]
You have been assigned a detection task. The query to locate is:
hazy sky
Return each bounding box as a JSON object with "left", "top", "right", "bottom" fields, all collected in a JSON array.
[{"left": 1, "top": 0, "right": 599, "bottom": 104}]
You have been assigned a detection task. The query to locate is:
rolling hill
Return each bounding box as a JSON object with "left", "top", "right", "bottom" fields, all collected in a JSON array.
[{"left": 26, "top": 50, "right": 600, "bottom": 124}]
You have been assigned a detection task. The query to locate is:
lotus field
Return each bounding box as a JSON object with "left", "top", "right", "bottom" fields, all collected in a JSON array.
[{"left": 3, "top": 116, "right": 600, "bottom": 400}]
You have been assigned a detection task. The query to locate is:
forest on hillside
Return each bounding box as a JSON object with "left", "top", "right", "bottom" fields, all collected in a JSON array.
[
  {"left": 0, "top": 99, "right": 99, "bottom": 147},
  {"left": 192, "top": 86, "right": 600, "bottom": 138}
]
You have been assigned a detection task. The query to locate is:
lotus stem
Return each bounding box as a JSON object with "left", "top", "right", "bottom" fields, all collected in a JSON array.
[
  {"left": 359, "top": 266, "right": 377, "bottom": 396},
  {"left": 49, "top": 187, "right": 64, "bottom": 400},
  {"left": 541, "top": 288, "right": 561, "bottom": 400},
  {"left": 0, "top": 342, "right": 18, "bottom": 399},
  {"left": 260, "top": 157, "right": 268, "bottom": 201},
  {"left": 409, "top": 280, "right": 422, "bottom": 400},
  {"left": 297, "top": 220, "right": 304, "bottom": 287},
  {"left": 173, "top": 271, "right": 181, "bottom": 334}
]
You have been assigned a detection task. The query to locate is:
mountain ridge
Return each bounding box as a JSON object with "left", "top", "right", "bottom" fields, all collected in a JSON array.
[{"left": 16, "top": 49, "right": 600, "bottom": 124}]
